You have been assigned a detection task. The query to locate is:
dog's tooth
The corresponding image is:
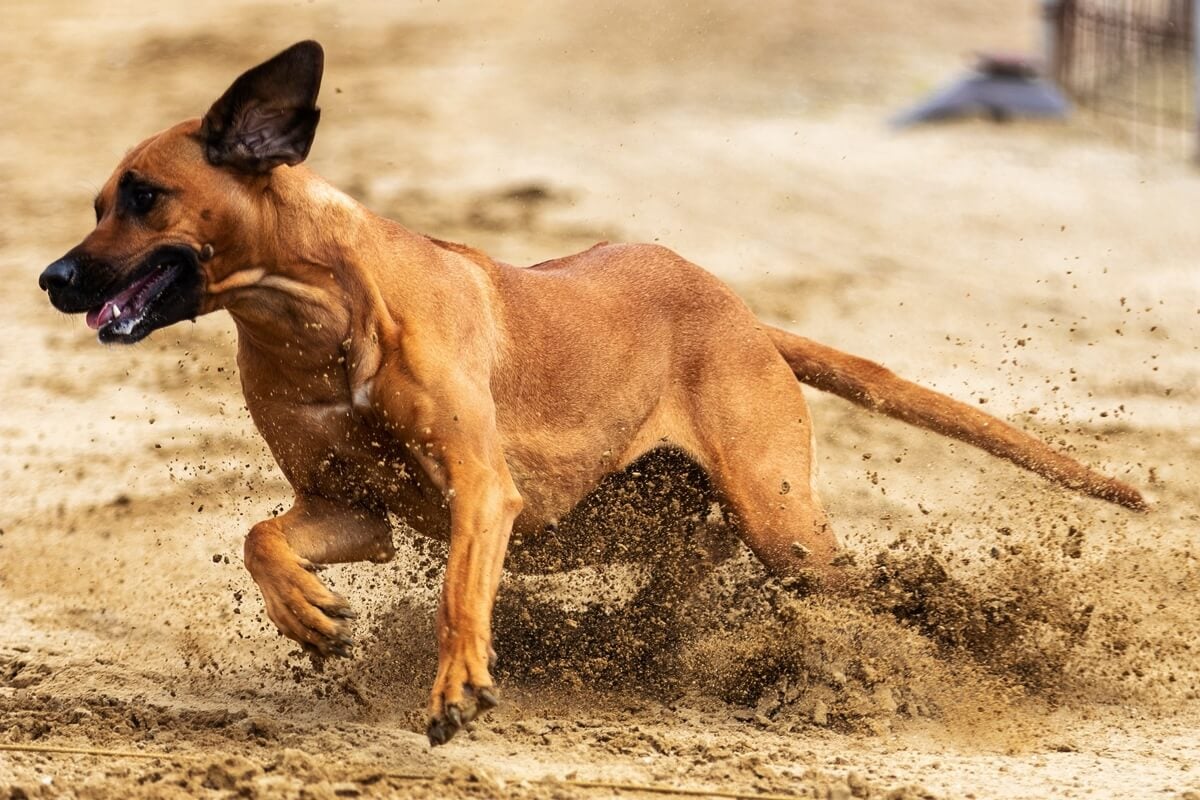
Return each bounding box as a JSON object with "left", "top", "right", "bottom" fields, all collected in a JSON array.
[{"left": 112, "top": 305, "right": 122, "bottom": 319}]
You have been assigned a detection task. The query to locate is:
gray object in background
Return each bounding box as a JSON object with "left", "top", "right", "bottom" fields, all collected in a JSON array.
[{"left": 891, "top": 54, "right": 1070, "bottom": 127}]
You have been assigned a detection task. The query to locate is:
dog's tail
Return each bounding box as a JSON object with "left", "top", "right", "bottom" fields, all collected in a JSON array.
[{"left": 767, "top": 326, "right": 1147, "bottom": 511}]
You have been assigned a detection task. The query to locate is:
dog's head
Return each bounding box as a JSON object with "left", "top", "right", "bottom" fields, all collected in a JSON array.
[{"left": 39, "top": 41, "right": 324, "bottom": 343}]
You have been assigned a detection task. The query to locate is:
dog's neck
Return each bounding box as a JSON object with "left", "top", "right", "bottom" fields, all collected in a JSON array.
[
  {"left": 218, "top": 168, "right": 412, "bottom": 389},
  {"left": 217, "top": 167, "right": 490, "bottom": 405},
  {"left": 217, "top": 173, "right": 379, "bottom": 340}
]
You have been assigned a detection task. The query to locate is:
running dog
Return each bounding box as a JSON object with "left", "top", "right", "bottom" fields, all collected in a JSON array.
[{"left": 38, "top": 41, "right": 1145, "bottom": 744}]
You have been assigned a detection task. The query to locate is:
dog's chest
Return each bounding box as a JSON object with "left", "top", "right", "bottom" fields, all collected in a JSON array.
[{"left": 246, "top": 393, "right": 452, "bottom": 538}]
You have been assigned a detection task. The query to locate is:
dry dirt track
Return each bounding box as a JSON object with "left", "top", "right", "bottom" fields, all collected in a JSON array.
[{"left": 2, "top": 1, "right": 1199, "bottom": 798}]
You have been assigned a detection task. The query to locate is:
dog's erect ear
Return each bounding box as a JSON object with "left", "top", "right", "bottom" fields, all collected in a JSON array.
[{"left": 200, "top": 40, "right": 324, "bottom": 173}]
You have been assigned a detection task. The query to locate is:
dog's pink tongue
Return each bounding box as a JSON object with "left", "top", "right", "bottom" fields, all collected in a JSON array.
[
  {"left": 85, "top": 270, "right": 159, "bottom": 330},
  {"left": 86, "top": 302, "right": 115, "bottom": 330}
]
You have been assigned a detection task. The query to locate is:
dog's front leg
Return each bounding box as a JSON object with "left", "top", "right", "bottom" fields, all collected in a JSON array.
[
  {"left": 244, "top": 496, "right": 393, "bottom": 658},
  {"left": 378, "top": 380, "right": 522, "bottom": 745},
  {"left": 424, "top": 445, "right": 523, "bottom": 744}
]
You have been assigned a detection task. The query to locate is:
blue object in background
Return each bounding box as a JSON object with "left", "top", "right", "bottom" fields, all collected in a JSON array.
[{"left": 892, "top": 54, "right": 1071, "bottom": 127}]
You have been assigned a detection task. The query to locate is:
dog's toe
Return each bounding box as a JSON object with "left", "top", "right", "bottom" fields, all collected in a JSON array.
[
  {"left": 427, "top": 708, "right": 462, "bottom": 746},
  {"left": 476, "top": 686, "right": 499, "bottom": 711},
  {"left": 425, "top": 687, "right": 500, "bottom": 746},
  {"left": 305, "top": 613, "right": 355, "bottom": 658}
]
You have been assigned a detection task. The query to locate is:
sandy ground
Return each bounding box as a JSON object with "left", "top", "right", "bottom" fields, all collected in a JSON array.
[{"left": 2, "top": 1, "right": 1199, "bottom": 798}]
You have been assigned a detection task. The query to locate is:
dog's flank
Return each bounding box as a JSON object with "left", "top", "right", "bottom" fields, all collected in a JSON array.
[{"left": 37, "top": 40, "right": 1147, "bottom": 747}]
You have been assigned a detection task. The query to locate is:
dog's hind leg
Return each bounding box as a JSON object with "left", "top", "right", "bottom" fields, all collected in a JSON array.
[
  {"left": 688, "top": 341, "right": 842, "bottom": 590},
  {"left": 243, "top": 496, "right": 393, "bottom": 658}
]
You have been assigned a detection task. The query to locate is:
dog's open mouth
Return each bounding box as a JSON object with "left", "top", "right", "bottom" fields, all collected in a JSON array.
[
  {"left": 85, "top": 246, "right": 203, "bottom": 344},
  {"left": 86, "top": 262, "right": 180, "bottom": 331}
]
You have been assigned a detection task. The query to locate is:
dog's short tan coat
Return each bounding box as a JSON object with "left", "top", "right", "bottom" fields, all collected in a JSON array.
[{"left": 41, "top": 42, "right": 1144, "bottom": 744}]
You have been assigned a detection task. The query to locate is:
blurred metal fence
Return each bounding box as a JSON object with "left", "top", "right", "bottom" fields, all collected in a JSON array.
[{"left": 1044, "top": 0, "right": 1196, "bottom": 153}]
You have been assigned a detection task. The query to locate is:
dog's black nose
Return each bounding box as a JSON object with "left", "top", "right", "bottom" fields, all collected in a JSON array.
[{"left": 39, "top": 258, "right": 78, "bottom": 291}]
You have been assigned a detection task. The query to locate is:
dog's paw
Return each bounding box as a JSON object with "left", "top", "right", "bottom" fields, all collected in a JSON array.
[
  {"left": 425, "top": 636, "right": 499, "bottom": 745},
  {"left": 253, "top": 557, "right": 357, "bottom": 659},
  {"left": 426, "top": 685, "right": 499, "bottom": 746}
]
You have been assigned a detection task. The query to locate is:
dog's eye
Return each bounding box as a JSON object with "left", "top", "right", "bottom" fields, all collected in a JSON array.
[{"left": 130, "top": 188, "right": 158, "bottom": 215}]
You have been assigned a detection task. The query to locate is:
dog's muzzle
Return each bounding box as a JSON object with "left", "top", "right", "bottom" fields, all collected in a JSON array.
[{"left": 38, "top": 246, "right": 204, "bottom": 343}]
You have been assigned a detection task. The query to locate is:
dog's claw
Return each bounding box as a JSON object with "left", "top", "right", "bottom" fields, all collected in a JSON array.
[
  {"left": 427, "top": 714, "right": 459, "bottom": 746},
  {"left": 426, "top": 687, "right": 500, "bottom": 746},
  {"left": 300, "top": 635, "right": 352, "bottom": 660},
  {"left": 476, "top": 687, "right": 499, "bottom": 711}
]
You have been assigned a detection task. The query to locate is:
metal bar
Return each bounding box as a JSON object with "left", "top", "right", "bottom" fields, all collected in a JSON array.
[
  {"left": 1043, "top": 0, "right": 1064, "bottom": 78},
  {"left": 1193, "top": 0, "right": 1200, "bottom": 158}
]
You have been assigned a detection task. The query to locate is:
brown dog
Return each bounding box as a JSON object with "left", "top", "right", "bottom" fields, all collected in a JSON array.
[{"left": 39, "top": 41, "right": 1145, "bottom": 744}]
